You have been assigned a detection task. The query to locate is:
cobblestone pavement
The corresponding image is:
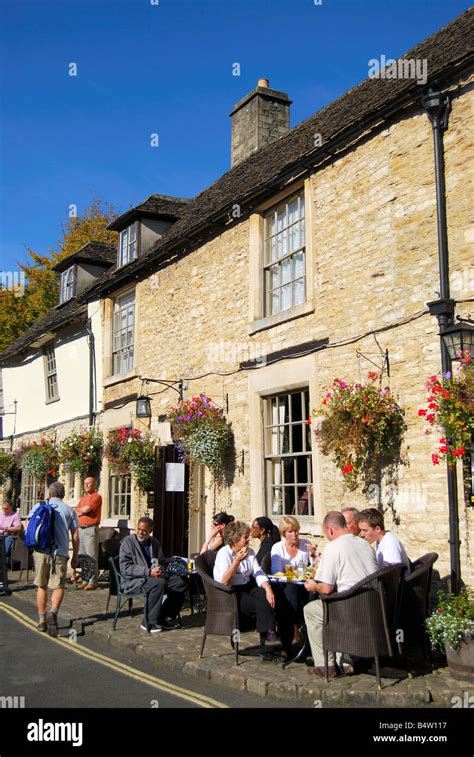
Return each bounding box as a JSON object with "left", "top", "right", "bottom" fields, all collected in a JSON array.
[{"left": 6, "top": 573, "right": 474, "bottom": 708}]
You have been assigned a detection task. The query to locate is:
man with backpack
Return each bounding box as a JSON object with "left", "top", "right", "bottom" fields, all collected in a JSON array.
[{"left": 26, "top": 481, "right": 79, "bottom": 636}]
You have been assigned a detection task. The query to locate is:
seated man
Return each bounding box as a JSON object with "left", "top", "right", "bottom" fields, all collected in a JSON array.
[
  {"left": 0, "top": 500, "right": 23, "bottom": 565},
  {"left": 341, "top": 506, "right": 361, "bottom": 536},
  {"left": 119, "top": 517, "right": 188, "bottom": 634},
  {"left": 303, "top": 511, "right": 379, "bottom": 678},
  {"left": 358, "top": 507, "right": 411, "bottom": 573}
]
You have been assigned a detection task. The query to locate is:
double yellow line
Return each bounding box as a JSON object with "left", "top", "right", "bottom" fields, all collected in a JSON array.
[{"left": 0, "top": 601, "right": 228, "bottom": 709}]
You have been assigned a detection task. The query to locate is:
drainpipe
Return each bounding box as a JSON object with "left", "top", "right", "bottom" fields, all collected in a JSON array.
[
  {"left": 86, "top": 319, "right": 95, "bottom": 427},
  {"left": 422, "top": 86, "right": 461, "bottom": 594}
]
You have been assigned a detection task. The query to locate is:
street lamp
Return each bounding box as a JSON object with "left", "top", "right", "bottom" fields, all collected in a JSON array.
[
  {"left": 440, "top": 319, "right": 474, "bottom": 362},
  {"left": 423, "top": 86, "right": 461, "bottom": 594},
  {"left": 136, "top": 396, "right": 152, "bottom": 418}
]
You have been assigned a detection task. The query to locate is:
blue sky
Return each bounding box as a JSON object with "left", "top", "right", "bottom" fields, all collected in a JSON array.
[{"left": 0, "top": 0, "right": 470, "bottom": 272}]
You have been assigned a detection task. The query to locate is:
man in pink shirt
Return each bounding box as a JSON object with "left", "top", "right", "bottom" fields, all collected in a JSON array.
[{"left": 0, "top": 500, "right": 23, "bottom": 563}]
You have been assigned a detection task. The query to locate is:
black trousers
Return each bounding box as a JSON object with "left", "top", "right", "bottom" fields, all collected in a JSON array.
[
  {"left": 142, "top": 575, "right": 189, "bottom": 625},
  {"left": 274, "top": 582, "right": 311, "bottom": 653},
  {"left": 233, "top": 579, "right": 275, "bottom": 634}
]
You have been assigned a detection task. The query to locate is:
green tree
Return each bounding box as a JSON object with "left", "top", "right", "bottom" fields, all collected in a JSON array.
[{"left": 0, "top": 200, "right": 117, "bottom": 353}]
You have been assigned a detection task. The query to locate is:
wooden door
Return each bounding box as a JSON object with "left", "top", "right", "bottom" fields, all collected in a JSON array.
[{"left": 153, "top": 444, "right": 189, "bottom": 557}]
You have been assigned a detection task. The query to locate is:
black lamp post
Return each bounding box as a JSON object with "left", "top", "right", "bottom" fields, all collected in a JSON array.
[{"left": 423, "top": 86, "right": 462, "bottom": 594}]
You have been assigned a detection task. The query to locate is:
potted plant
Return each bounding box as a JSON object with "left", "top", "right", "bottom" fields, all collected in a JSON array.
[
  {"left": 426, "top": 588, "right": 474, "bottom": 681},
  {"left": 419, "top": 350, "right": 473, "bottom": 470},
  {"left": 311, "top": 372, "right": 406, "bottom": 491},
  {"left": 16, "top": 438, "right": 60, "bottom": 480},
  {"left": 166, "top": 394, "right": 229, "bottom": 472},
  {"left": 59, "top": 426, "right": 103, "bottom": 478},
  {"left": 105, "top": 427, "right": 156, "bottom": 493},
  {"left": 0, "top": 449, "right": 16, "bottom": 486}
]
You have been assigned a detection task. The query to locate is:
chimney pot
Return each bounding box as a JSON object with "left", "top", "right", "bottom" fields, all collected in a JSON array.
[{"left": 258, "top": 78, "right": 269, "bottom": 88}]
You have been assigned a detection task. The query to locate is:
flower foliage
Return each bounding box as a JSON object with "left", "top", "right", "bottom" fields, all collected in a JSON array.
[
  {"left": 105, "top": 427, "right": 156, "bottom": 492},
  {"left": 311, "top": 373, "right": 406, "bottom": 491},
  {"left": 426, "top": 588, "right": 474, "bottom": 653},
  {"left": 0, "top": 449, "right": 16, "bottom": 485},
  {"left": 17, "top": 438, "right": 59, "bottom": 479},
  {"left": 59, "top": 427, "right": 103, "bottom": 478},
  {"left": 419, "top": 352, "right": 474, "bottom": 468},
  {"left": 167, "top": 394, "right": 229, "bottom": 471}
]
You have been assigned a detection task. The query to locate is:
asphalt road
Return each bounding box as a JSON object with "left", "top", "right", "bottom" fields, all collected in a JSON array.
[{"left": 0, "top": 596, "right": 307, "bottom": 710}]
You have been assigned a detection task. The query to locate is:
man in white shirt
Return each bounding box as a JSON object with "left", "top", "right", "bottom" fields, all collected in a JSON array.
[
  {"left": 303, "top": 511, "right": 379, "bottom": 677},
  {"left": 358, "top": 508, "right": 411, "bottom": 574}
]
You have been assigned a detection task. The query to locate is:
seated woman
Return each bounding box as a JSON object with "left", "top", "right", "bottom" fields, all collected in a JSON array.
[
  {"left": 213, "top": 520, "right": 277, "bottom": 660},
  {"left": 271, "top": 516, "right": 318, "bottom": 651},
  {"left": 200, "top": 512, "right": 234, "bottom": 554},
  {"left": 250, "top": 516, "right": 281, "bottom": 567}
]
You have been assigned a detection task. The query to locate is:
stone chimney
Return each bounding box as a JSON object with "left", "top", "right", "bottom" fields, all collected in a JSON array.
[{"left": 230, "top": 79, "right": 292, "bottom": 167}]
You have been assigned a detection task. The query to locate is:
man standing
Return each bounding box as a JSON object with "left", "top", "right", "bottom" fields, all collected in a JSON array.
[
  {"left": 303, "top": 511, "right": 379, "bottom": 677},
  {"left": 341, "top": 507, "right": 361, "bottom": 536},
  {"left": 28, "top": 481, "right": 79, "bottom": 636},
  {"left": 0, "top": 501, "right": 23, "bottom": 564},
  {"left": 119, "top": 517, "right": 188, "bottom": 634},
  {"left": 75, "top": 476, "right": 102, "bottom": 590},
  {"left": 358, "top": 507, "right": 411, "bottom": 573}
]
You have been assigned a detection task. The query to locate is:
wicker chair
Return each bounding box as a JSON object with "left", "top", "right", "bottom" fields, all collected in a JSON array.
[
  {"left": 321, "top": 564, "right": 404, "bottom": 690},
  {"left": 396, "top": 552, "right": 438, "bottom": 664},
  {"left": 194, "top": 551, "right": 240, "bottom": 665}
]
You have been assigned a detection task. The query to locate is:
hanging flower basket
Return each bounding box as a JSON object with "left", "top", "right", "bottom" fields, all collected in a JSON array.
[
  {"left": 59, "top": 427, "right": 103, "bottom": 478},
  {"left": 311, "top": 372, "right": 406, "bottom": 491},
  {"left": 0, "top": 449, "right": 16, "bottom": 486},
  {"left": 105, "top": 427, "right": 156, "bottom": 493},
  {"left": 419, "top": 351, "right": 474, "bottom": 468},
  {"left": 166, "top": 394, "right": 229, "bottom": 471},
  {"left": 16, "top": 438, "right": 60, "bottom": 479}
]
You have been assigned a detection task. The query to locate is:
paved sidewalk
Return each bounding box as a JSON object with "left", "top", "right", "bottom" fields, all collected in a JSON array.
[{"left": 5, "top": 573, "right": 473, "bottom": 708}]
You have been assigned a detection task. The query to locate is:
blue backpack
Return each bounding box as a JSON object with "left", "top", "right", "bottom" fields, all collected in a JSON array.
[{"left": 24, "top": 500, "right": 56, "bottom": 553}]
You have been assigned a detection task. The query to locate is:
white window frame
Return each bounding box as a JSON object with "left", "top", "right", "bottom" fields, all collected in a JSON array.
[
  {"left": 263, "top": 388, "right": 314, "bottom": 518},
  {"left": 109, "top": 473, "right": 131, "bottom": 518},
  {"left": 263, "top": 192, "right": 305, "bottom": 317},
  {"left": 60, "top": 265, "right": 75, "bottom": 303},
  {"left": 43, "top": 343, "right": 60, "bottom": 403},
  {"left": 20, "top": 474, "right": 46, "bottom": 518},
  {"left": 118, "top": 222, "right": 138, "bottom": 267},
  {"left": 112, "top": 292, "right": 135, "bottom": 375}
]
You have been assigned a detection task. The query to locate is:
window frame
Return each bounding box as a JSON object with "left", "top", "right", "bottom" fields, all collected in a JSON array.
[
  {"left": 118, "top": 222, "right": 138, "bottom": 267},
  {"left": 263, "top": 387, "right": 314, "bottom": 518},
  {"left": 43, "top": 343, "right": 60, "bottom": 404},
  {"left": 20, "top": 473, "right": 46, "bottom": 518},
  {"left": 59, "top": 265, "right": 76, "bottom": 303},
  {"left": 263, "top": 192, "right": 306, "bottom": 318},
  {"left": 111, "top": 292, "right": 135, "bottom": 376},
  {"left": 109, "top": 473, "right": 132, "bottom": 518}
]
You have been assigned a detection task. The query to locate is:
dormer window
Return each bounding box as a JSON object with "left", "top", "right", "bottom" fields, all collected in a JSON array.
[
  {"left": 119, "top": 222, "right": 138, "bottom": 267},
  {"left": 60, "top": 265, "right": 75, "bottom": 303}
]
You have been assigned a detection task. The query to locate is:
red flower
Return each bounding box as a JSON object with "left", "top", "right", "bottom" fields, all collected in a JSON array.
[
  {"left": 367, "top": 371, "right": 379, "bottom": 381},
  {"left": 426, "top": 413, "right": 435, "bottom": 424},
  {"left": 432, "top": 454, "right": 439, "bottom": 465},
  {"left": 437, "top": 607, "right": 443, "bottom": 614},
  {"left": 452, "top": 448, "right": 465, "bottom": 457},
  {"left": 428, "top": 402, "right": 437, "bottom": 410},
  {"left": 418, "top": 409, "right": 427, "bottom": 416},
  {"left": 439, "top": 438, "right": 446, "bottom": 444},
  {"left": 305, "top": 418, "right": 312, "bottom": 425},
  {"left": 342, "top": 465, "right": 353, "bottom": 474},
  {"left": 439, "top": 445, "right": 449, "bottom": 454}
]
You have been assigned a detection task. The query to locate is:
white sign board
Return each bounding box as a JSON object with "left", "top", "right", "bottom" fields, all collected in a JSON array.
[{"left": 166, "top": 462, "right": 185, "bottom": 492}]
